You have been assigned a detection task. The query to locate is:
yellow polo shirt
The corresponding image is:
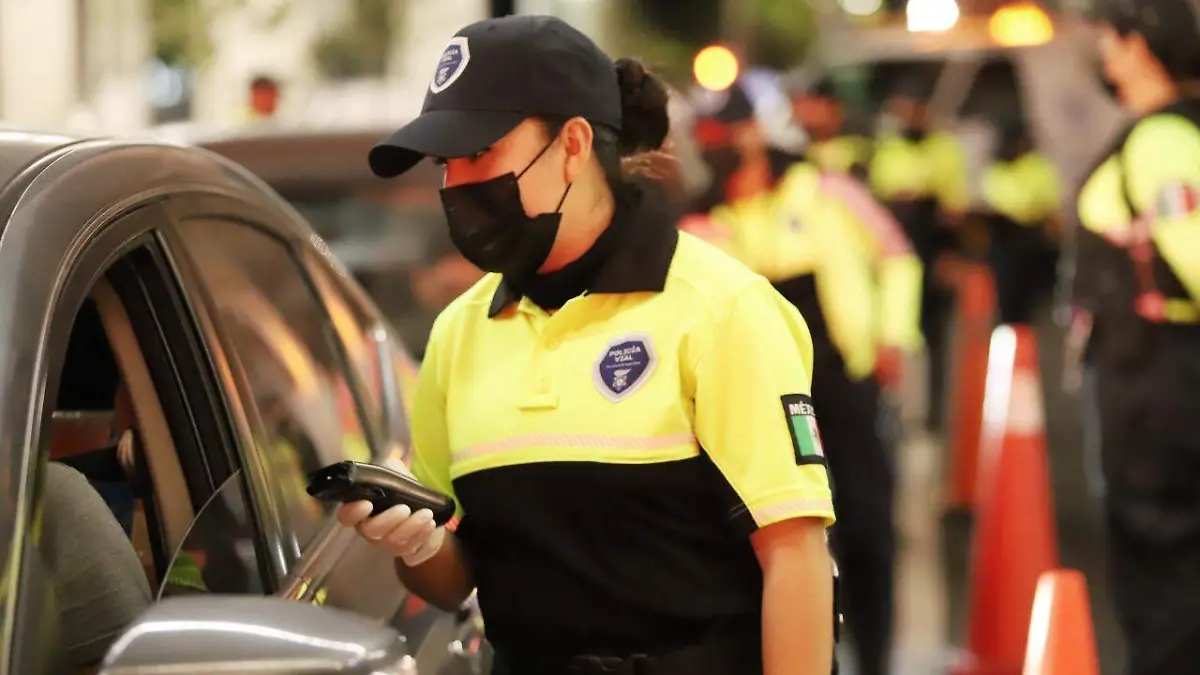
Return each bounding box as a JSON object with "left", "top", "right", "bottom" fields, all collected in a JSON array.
[{"left": 408, "top": 187, "right": 834, "bottom": 656}]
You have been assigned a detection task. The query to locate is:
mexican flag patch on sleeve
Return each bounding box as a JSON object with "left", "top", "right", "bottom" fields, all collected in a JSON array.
[
  {"left": 1156, "top": 182, "right": 1200, "bottom": 218},
  {"left": 781, "top": 393, "right": 826, "bottom": 465}
]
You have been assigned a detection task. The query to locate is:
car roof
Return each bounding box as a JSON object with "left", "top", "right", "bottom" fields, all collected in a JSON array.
[
  {"left": 184, "top": 124, "right": 440, "bottom": 193},
  {"left": 0, "top": 128, "right": 91, "bottom": 187}
]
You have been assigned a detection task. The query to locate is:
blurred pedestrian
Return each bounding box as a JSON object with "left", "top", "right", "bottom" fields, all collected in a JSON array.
[
  {"left": 867, "top": 78, "right": 968, "bottom": 432},
  {"left": 791, "top": 76, "right": 873, "bottom": 179},
  {"left": 246, "top": 74, "right": 281, "bottom": 122},
  {"left": 694, "top": 75, "right": 923, "bottom": 675},
  {"left": 979, "top": 120, "right": 1061, "bottom": 324}
]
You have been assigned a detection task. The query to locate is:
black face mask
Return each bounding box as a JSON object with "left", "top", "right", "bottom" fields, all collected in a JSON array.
[
  {"left": 439, "top": 141, "right": 571, "bottom": 279},
  {"left": 901, "top": 125, "right": 928, "bottom": 143}
]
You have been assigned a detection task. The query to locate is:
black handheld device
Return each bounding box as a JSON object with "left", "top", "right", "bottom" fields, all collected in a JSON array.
[{"left": 306, "top": 460, "right": 456, "bottom": 526}]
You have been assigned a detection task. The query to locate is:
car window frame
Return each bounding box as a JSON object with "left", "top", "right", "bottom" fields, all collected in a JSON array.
[{"left": 159, "top": 192, "right": 382, "bottom": 575}]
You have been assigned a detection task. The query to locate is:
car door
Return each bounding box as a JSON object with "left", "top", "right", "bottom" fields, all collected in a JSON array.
[
  {"left": 0, "top": 142, "right": 270, "bottom": 675},
  {"left": 155, "top": 192, "right": 411, "bottom": 624},
  {"left": 158, "top": 191, "right": 487, "bottom": 675}
]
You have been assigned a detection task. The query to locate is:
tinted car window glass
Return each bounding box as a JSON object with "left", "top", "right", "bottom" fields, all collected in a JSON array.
[
  {"left": 960, "top": 57, "right": 1024, "bottom": 123},
  {"left": 830, "top": 59, "right": 946, "bottom": 130},
  {"left": 306, "top": 257, "right": 414, "bottom": 462},
  {"left": 159, "top": 470, "right": 263, "bottom": 598},
  {"left": 176, "top": 218, "right": 372, "bottom": 548},
  {"left": 283, "top": 183, "right": 481, "bottom": 360}
]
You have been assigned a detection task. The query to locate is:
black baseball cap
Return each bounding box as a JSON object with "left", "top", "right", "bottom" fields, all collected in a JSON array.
[{"left": 369, "top": 14, "right": 623, "bottom": 178}]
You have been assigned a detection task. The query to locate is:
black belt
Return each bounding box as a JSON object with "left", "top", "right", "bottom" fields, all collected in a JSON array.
[{"left": 495, "top": 632, "right": 761, "bottom": 675}]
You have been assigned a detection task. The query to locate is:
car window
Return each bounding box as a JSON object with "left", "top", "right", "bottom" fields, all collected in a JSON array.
[
  {"left": 959, "top": 56, "right": 1024, "bottom": 125},
  {"left": 159, "top": 470, "right": 262, "bottom": 598},
  {"left": 40, "top": 300, "right": 154, "bottom": 672},
  {"left": 174, "top": 218, "right": 374, "bottom": 549},
  {"left": 306, "top": 257, "right": 415, "bottom": 462},
  {"left": 829, "top": 59, "right": 946, "bottom": 131},
  {"left": 282, "top": 183, "right": 482, "bottom": 360},
  {"left": 39, "top": 248, "right": 250, "bottom": 671}
]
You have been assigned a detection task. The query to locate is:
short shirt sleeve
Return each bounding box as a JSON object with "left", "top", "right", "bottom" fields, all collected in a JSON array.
[
  {"left": 409, "top": 314, "right": 465, "bottom": 520},
  {"left": 1123, "top": 113, "right": 1200, "bottom": 304},
  {"left": 691, "top": 278, "right": 836, "bottom": 533}
]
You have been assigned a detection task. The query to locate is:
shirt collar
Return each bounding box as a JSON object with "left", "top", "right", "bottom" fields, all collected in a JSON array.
[{"left": 487, "top": 185, "right": 679, "bottom": 318}]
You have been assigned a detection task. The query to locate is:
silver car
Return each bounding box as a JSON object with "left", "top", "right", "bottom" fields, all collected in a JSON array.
[{"left": 0, "top": 128, "right": 482, "bottom": 674}]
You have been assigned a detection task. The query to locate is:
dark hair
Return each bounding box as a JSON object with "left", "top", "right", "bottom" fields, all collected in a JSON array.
[
  {"left": 250, "top": 75, "right": 279, "bottom": 90},
  {"left": 542, "top": 57, "right": 672, "bottom": 190}
]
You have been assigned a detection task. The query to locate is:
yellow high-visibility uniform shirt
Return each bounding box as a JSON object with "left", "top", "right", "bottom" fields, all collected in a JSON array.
[
  {"left": 1076, "top": 109, "right": 1200, "bottom": 325},
  {"left": 810, "top": 135, "right": 873, "bottom": 174},
  {"left": 870, "top": 130, "right": 970, "bottom": 214},
  {"left": 410, "top": 187, "right": 833, "bottom": 655},
  {"left": 982, "top": 151, "right": 1061, "bottom": 226},
  {"left": 710, "top": 163, "right": 922, "bottom": 379}
]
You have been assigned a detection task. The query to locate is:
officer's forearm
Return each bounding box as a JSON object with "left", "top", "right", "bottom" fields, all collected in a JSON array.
[
  {"left": 395, "top": 531, "right": 475, "bottom": 611},
  {"left": 754, "top": 518, "right": 834, "bottom": 675}
]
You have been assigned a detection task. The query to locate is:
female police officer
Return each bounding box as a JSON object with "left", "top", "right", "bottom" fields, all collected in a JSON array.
[{"left": 338, "top": 14, "right": 837, "bottom": 675}]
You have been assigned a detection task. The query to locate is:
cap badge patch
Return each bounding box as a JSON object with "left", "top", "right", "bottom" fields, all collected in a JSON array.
[
  {"left": 594, "top": 333, "right": 657, "bottom": 402},
  {"left": 430, "top": 36, "right": 470, "bottom": 94}
]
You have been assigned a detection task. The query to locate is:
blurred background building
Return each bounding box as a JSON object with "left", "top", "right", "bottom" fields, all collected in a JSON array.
[{"left": 0, "top": 0, "right": 1107, "bottom": 132}]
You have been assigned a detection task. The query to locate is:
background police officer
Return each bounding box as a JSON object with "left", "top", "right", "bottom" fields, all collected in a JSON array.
[
  {"left": 1071, "top": 1, "right": 1200, "bottom": 671},
  {"left": 868, "top": 80, "right": 969, "bottom": 432},
  {"left": 980, "top": 119, "right": 1061, "bottom": 324},
  {"left": 692, "top": 76, "right": 919, "bottom": 675},
  {"left": 790, "top": 77, "right": 874, "bottom": 180}
]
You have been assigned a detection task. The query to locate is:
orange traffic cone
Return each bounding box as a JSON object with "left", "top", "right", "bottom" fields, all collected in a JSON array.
[
  {"left": 946, "top": 263, "right": 996, "bottom": 510},
  {"left": 1023, "top": 569, "right": 1100, "bottom": 675},
  {"left": 954, "top": 324, "right": 1059, "bottom": 675}
]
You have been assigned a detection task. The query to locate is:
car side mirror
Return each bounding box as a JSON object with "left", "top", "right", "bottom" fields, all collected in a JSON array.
[{"left": 98, "top": 595, "right": 415, "bottom": 675}]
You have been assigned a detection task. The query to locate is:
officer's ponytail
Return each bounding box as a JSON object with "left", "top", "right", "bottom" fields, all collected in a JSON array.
[
  {"left": 541, "top": 58, "right": 675, "bottom": 190},
  {"left": 613, "top": 58, "right": 670, "bottom": 156}
]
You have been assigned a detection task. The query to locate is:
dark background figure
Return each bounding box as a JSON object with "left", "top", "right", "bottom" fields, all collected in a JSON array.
[
  {"left": 689, "top": 81, "right": 896, "bottom": 675},
  {"left": 981, "top": 120, "right": 1061, "bottom": 324},
  {"left": 868, "top": 78, "right": 967, "bottom": 432}
]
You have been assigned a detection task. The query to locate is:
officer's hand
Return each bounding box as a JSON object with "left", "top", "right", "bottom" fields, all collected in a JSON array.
[{"left": 338, "top": 501, "right": 446, "bottom": 567}]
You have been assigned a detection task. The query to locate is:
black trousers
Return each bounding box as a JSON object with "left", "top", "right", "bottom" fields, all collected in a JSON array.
[
  {"left": 812, "top": 348, "right": 896, "bottom": 675},
  {"left": 921, "top": 287, "right": 953, "bottom": 433},
  {"left": 1093, "top": 326, "right": 1200, "bottom": 675},
  {"left": 986, "top": 216, "right": 1058, "bottom": 325},
  {"left": 891, "top": 198, "right": 954, "bottom": 432}
]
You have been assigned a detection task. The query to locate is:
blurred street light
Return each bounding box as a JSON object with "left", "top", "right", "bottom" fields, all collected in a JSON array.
[
  {"left": 840, "top": 0, "right": 884, "bottom": 16},
  {"left": 693, "top": 45, "right": 740, "bottom": 91},
  {"left": 988, "top": 2, "right": 1053, "bottom": 46},
  {"left": 906, "top": 0, "right": 960, "bottom": 31}
]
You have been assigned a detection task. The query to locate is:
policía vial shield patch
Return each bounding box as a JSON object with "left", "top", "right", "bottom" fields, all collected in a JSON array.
[
  {"left": 430, "top": 36, "right": 470, "bottom": 94},
  {"left": 593, "top": 333, "right": 657, "bottom": 402},
  {"left": 780, "top": 394, "right": 826, "bottom": 465}
]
